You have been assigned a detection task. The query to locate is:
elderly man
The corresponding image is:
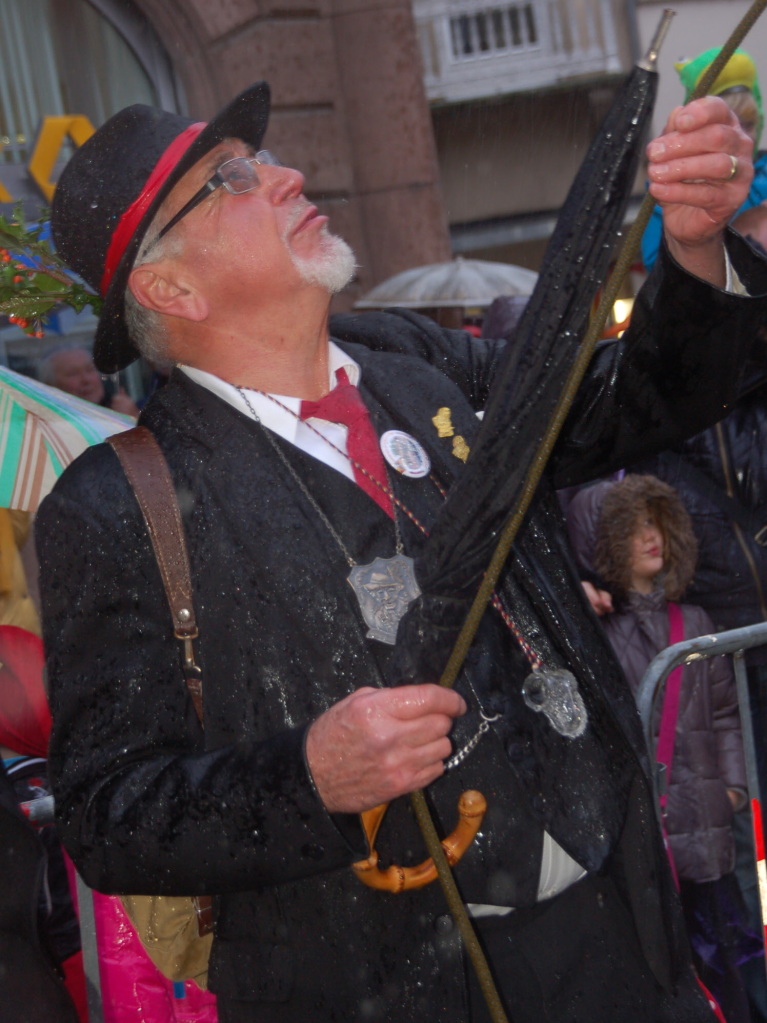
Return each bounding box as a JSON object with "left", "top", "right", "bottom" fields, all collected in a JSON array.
[
  {"left": 37, "top": 82, "right": 767, "bottom": 1023},
  {"left": 40, "top": 345, "right": 139, "bottom": 416}
]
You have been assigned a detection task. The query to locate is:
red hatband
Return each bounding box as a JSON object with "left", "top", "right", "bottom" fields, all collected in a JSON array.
[{"left": 99, "top": 121, "right": 206, "bottom": 296}]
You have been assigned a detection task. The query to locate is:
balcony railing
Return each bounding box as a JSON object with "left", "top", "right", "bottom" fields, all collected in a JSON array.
[{"left": 413, "top": 0, "right": 622, "bottom": 104}]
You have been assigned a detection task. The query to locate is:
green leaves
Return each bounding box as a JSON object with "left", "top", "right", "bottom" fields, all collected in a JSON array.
[{"left": 0, "top": 205, "right": 101, "bottom": 335}]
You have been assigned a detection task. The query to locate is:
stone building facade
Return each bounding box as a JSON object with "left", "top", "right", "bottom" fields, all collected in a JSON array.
[{"left": 0, "top": 0, "right": 452, "bottom": 314}]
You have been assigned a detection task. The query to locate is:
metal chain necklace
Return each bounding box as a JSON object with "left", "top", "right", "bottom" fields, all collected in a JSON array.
[
  {"left": 236, "top": 385, "right": 504, "bottom": 761},
  {"left": 427, "top": 478, "right": 587, "bottom": 740},
  {"left": 236, "top": 385, "right": 420, "bottom": 645},
  {"left": 236, "top": 385, "right": 587, "bottom": 740},
  {"left": 251, "top": 388, "right": 436, "bottom": 533}
]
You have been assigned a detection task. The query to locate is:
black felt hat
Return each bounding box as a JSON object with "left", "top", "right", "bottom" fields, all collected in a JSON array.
[{"left": 52, "top": 82, "right": 271, "bottom": 372}]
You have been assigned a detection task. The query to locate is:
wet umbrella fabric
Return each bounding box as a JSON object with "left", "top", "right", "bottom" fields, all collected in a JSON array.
[
  {"left": 0, "top": 366, "right": 132, "bottom": 512},
  {"left": 404, "top": 63, "right": 658, "bottom": 617}
]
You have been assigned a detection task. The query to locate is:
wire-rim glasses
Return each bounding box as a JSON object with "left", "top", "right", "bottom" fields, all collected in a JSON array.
[{"left": 157, "top": 151, "right": 282, "bottom": 240}]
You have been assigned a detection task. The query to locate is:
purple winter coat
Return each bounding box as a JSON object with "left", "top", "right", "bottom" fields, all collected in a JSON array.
[
  {"left": 567, "top": 480, "right": 746, "bottom": 883},
  {"left": 602, "top": 591, "right": 745, "bottom": 883}
]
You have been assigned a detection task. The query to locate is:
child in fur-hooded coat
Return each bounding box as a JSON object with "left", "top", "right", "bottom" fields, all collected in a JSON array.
[{"left": 567, "top": 474, "right": 760, "bottom": 1023}]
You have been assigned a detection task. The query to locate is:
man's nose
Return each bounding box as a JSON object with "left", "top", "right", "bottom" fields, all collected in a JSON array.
[{"left": 263, "top": 163, "right": 305, "bottom": 203}]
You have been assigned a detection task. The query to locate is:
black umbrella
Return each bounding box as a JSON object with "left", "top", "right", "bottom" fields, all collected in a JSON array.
[
  {"left": 393, "top": 0, "right": 766, "bottom": 690},
  {"left": 419, "top": 0, "right": 767, "bottom": 651},
  {"left": 390, "top": 25, "right": 665, "bottom": 682}
]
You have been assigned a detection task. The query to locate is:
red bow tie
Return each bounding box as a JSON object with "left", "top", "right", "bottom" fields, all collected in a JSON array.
[{"left": 300, "top": 368, "right": 393, "bottom": 518}]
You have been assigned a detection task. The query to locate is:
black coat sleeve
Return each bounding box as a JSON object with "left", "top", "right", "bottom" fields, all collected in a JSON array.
[
  {"left": 332, "top": 230, "right": 767, "bottom": 488},
  {"left": 551, "top": 233, "right": 767, "bottom": 485}
]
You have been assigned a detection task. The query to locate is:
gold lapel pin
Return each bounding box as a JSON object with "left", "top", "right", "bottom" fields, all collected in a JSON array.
[
  {"left": 432, "top": 407, "right": 454, "bottom": 438},
  {"left": 452, "top": 436, "right": 470, "bottom": 463}
]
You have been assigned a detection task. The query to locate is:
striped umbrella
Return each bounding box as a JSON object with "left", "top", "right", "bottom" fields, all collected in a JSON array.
[{"left": 0, "top": 366, "right": 132, "bottom": 511}]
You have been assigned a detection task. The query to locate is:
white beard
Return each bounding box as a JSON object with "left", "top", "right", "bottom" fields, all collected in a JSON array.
[
  {"left": 291, "top": 230, "right": 357, "bottom": 294},
  {"left": 284, "top": 205, "right": 357, "bottom": 294}
]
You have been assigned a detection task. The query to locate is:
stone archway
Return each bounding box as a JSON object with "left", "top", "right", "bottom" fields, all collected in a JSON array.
[{"left": 133, "top": 0, "right": 451, "bottom": 305}]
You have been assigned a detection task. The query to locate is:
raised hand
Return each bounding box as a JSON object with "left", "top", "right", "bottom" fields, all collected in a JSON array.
[{"left": 647, "top": 96, "right": 754, "bottom": 284}]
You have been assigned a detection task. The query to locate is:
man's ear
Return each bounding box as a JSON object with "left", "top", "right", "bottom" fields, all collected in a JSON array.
[{"left": 128, "top": 265, "right": 209, "bottom": 322}]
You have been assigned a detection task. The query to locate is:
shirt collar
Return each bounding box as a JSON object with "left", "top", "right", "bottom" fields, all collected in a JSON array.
[{"left": 179, "top": 341, "right": 360, "bottom": 439}]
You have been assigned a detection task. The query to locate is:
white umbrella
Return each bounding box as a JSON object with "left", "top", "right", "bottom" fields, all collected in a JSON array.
[
  {"left": 354, "top": 256, "right": 538, "bottom": 310},
  {"left": 0, "top": 366, "right": 133, "bottom": 511}
]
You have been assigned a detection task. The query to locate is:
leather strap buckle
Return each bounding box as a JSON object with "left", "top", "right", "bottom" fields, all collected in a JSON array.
[{"left": 193, "top": 895, "right": 214, "bottom": 937}]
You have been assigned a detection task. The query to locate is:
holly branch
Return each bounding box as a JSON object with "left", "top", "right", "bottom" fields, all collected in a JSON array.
[{"left": 0, "top": 205, "right": 101, "bottom": 336}]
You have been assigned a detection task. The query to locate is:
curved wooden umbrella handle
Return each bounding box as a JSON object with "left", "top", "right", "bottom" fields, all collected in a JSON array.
[{"left": 352, "top": 789, "right": 487, "bottom": 893}]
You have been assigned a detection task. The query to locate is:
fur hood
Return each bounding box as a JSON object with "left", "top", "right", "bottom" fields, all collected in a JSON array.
[{"left": 567, "top": 475, "right": 698, "bottom": 602}]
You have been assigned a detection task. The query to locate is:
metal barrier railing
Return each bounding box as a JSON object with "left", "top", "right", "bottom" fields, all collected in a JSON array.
[{"left": 636, "top": 620, "right": 767, "bottom": 954}]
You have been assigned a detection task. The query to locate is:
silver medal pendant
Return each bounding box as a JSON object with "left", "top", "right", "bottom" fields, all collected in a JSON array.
[
  {"left": 522, "top": 667, "right": 588, "bottom": 738},
  {"left": 348, "top": 554, "right": 421, "bottom": 644}
]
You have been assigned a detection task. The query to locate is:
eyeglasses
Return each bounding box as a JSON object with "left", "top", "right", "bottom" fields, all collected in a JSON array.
[{"left": 157, "top": 151, "right": 282, "bottom": 240}]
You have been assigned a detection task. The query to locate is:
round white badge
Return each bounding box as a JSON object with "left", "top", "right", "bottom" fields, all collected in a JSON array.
[{"left": 380, "top": 430, "right": 431, "bottom": 478}]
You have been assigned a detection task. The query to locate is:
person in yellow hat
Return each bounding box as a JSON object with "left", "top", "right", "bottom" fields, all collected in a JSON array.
[{"left": 642, "top": 47, "right": 767, "bottom": 270}]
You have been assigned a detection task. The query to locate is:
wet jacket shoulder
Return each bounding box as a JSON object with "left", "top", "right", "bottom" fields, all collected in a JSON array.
[{"left": 331, "top": 230, "right": 767, "bottom": 488}]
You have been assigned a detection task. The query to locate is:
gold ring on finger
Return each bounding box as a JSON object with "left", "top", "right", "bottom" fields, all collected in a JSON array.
[{"left": 727, "top": 154, "right": 738, "bottom": 181}]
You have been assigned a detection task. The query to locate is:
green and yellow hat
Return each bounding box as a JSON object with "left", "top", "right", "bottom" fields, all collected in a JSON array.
[{"left": 675, "top": 47, "right": 763, "bottom": 149}]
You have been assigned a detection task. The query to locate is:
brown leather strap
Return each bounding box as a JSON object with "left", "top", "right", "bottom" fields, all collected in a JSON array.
[
  {"left": 108, "top": 426, "right": 204, "bottom": 724},
  {"left": 109, "top": 426, "right": 213, "bottom": 935},
  {"left": 193, "top": 895, "right": 214, "bottom": 936}
]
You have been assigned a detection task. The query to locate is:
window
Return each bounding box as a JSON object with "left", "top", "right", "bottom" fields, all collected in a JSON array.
[
  {"left": 448, "top": 2, "right": 539, "bottom": 60},
  {"left": 0, "top": 0, "right": 178, "bottom": 211}
]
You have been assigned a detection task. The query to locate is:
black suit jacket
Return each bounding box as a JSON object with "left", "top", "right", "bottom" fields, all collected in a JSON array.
[{"left": 37, "top": 240, "right": 767, "bottom": 1017}]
